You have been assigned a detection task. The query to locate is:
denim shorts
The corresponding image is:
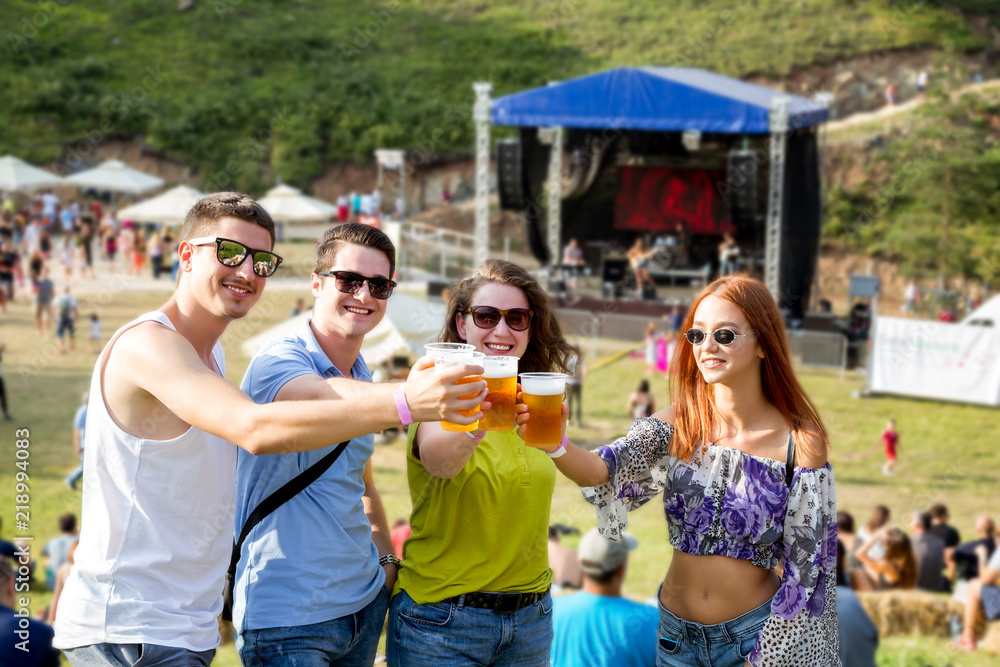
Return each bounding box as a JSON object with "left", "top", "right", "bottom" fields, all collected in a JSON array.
[
  {"left": 655, "top": 592, "right": 771, "bottom": 667},
  {"left": 64, "top": 643, "right": 214, "bottom": 667},
  {"left": 387, "top": 588, "right": 552, "bottom": 667}
]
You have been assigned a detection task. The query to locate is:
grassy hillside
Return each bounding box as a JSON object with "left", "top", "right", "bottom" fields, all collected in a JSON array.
[
  {"left": 824, "top": 81, "right": 1000, "bottom": 284},
  {"left": 0, "top": 0, "right": 991, "bottom": 193}
]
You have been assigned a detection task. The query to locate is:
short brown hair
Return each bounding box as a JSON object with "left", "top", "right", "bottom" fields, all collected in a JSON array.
[
  {"left": 312, "top": 223, "right": 395, "bottom": 277},
  {"left": 181, "top": 192, "right": 276, "bottom": 247}
]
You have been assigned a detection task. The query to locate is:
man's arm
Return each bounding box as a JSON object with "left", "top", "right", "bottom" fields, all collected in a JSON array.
[
  {"left": 113, "top": 323, "right": 485, "bottom": 455},
  {"left": 362, "top": 461, "right": 398, "bottom": 592}
]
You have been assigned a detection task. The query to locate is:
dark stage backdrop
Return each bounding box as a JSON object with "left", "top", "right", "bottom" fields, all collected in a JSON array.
[{"left": 614, "top": 167, "right": 733, "bottom": 235}]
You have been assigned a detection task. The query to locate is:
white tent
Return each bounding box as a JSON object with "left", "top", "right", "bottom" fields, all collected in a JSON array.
[
  {"left": 257, "top": 184, "right": 337, "bottom": 222},
  {"left": 117, "top": 185, "right": 204, "bottom": 226},
  {"left": 0, "top": 155, "right": 62, "bottom": 191},
  {"left": 241, "top": 293, "right": 447, "bottom": 367},
  {"left": 962, "top": 294, "right": 1000, "bottom": 327},
  {"left": 64, "top": 159, "right": 164, "bottom": 194}
]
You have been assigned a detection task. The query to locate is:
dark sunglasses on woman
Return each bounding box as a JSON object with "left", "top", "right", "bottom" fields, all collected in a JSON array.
[
  {"left": 464, "top": 306, "right": 533, "bottom": 331},
  {"left": 684, "top": 328, "right": 754, "bottom": 346},
  {"left": 316, "top": 270, "right": 397, "bottom": 300},
  {"left": 187, "top": 237, "right": 283, "bottom": 278}
]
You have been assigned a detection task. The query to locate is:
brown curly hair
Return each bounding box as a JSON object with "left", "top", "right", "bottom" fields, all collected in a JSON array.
[{"left": 439, "top": 259, "right": 576, "bottom": 374}]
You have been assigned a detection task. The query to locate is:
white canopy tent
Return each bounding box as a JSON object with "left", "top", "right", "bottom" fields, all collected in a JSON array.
[
  {"left": 257, "top": 184, "right": 337, "bottom": 222},
  {"left": 962, "top": 294, "right": 1000, "bottom": 327},
  {"left": 116, "top": 185, "right": 204, "bottom": 226},
  {"left": 0, "top": 155, "right": 63, "bottom": 191},
  {"left": 64, "top": 159, "right": 164, "bottom": 194},
  {"left": 241, "top": 293, "right": 447, "bottom": 368}
]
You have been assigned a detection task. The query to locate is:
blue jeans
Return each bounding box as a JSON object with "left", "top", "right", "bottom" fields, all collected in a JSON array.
[
  {"left": 66, "top": 451, "right": 84, "bottom": 489},
  {"left": 387, "top": 589, "right": 552, "bottom": 667},
  {"left": 655, "top": 592, "right": 771, "bottom": 667},
  {"left": 236, "top": 584, "right": 390, "bottom": 667},
  {"left": 64, "top": 643, "right": 214, "bottom": 666}
]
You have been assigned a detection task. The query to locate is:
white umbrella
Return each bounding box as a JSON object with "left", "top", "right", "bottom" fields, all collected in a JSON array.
[
  {"left": 117, "top": 185, "right": 204, "bottom": 226},
  {"left": 0, "top": 155, "right": 63, "bottom": 191},
  {"left": 257, "top": 184, "right": 337, "bottom": 222},
  {"left": 64, "top": 159, "right": 164, "bottom": 194}
]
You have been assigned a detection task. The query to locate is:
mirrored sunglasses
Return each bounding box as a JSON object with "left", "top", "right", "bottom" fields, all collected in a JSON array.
[
  {"left": 316, "top": 270, "right": 396, "bottom": 300},
  {"left": 187, "top": 236, "right": 282, "bottom": 278},
  {"left": 684, "top": 328, "right": 754, "bottom": 346},
  {"left": 465, "top": 306, "right": 533, "bottom": 331}
]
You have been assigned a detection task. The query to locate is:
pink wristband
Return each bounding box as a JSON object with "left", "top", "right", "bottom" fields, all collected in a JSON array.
[
  {"left": 547, "top": 434, "right": 569, "bottom": 458},
  {"left": 394, "top": 387, "right": 413, "bottom": 426}
]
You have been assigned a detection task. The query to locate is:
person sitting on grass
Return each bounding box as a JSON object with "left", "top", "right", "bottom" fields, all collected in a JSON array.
[
  {"left": 854, "top": 526, "right": 917, "bottom": 592},
  {"left": 955, "top": 540, "right": 1000, "bottom": 651}
]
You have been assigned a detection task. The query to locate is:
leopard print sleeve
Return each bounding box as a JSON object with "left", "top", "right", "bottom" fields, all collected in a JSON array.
[
  {"left": 582, "top": 417, "right": 674, "bottom": 542},
  {"left": 747, "top": 464, "right": 840, "bottom": 666}
]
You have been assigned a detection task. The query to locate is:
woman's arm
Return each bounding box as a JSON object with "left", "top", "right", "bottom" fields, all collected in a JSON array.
[
  {"left": 412, "top": 421, "right": 484, "bottom": 479},
  {"left": 855, "top": 527, "right": 894, "bottom": 582}
]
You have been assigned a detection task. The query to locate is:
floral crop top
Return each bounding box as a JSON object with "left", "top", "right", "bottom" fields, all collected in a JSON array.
[{"left": 586, "top": 417, "right": 839, "bottom": 667}]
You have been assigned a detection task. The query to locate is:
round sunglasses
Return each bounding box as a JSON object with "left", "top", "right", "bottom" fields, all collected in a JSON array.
[
  {"left": 464, "top": 306, "right": 533, "bottom": 331},
  {"left": 316, "top": 270, "right": 396, "bottom": 300},
  {"left": 187, "top": 236, "right": 283, "bottom": 278},
  {"left": 684, "top": 328, "right": 754, "bottom": 346}
]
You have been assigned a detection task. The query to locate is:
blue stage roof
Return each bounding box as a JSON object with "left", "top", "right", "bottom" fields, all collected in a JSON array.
[{"left": 492, "top": 67, "right": 828, "bottom": 134}]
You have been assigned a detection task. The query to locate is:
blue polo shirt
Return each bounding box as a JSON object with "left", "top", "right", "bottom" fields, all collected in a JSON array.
[
  {"left": 234, "top": 321, "right": 382, "bottom": 632},
  {"left": 551, "top": 591, "right": 659, "bottom": 667}
]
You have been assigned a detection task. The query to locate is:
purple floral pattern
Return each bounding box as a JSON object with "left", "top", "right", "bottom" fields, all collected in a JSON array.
[{"left": 584, "top": 417, "right": 840, "bottom": 666}]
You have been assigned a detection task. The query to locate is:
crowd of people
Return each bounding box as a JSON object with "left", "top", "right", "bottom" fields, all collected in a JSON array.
[
  {"left": 0, "top": 189, "right": 187, "bottom": 361},
  {"left": 3, "top": 188, "right": 995, "bottom": 667}
]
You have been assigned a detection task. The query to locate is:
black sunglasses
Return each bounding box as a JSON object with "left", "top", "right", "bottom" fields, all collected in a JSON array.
[
  {"left": 684, "top": 328, "right": 754, "bottom": 346},
  {"left": 316, "top": 270, "right": 396, "bottom": 300},
  {"left": 464, "top": 306, "right": 533, "bottom": 331},
  {"left": 187, "top": 236, "right": 283, "bottom": 278}
]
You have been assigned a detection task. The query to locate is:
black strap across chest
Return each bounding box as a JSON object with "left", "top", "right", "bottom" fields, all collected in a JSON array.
[{"left": 785, "top": 432, "right": 796, "bottom": 487}]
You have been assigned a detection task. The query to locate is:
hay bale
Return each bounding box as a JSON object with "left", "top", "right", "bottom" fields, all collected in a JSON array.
[
  {"left": 980, "top": 620, "right": 1000, "bottom": 655},
  {"left": 856, "top": 590, "right": 963, "bottom": 639}
]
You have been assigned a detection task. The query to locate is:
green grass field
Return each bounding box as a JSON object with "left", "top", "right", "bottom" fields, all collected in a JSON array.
[{"left": 1, "top": 252, "right": 997, "bottom": 665}]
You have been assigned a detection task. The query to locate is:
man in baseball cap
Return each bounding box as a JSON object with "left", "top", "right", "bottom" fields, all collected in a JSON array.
[{"left": 550, "top": 528, "right": 658, "bottom": 667}]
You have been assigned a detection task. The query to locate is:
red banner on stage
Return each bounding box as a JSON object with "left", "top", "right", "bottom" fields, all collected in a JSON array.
[{"left": 614, "top": 167, "right": 733, "bottom": 235}]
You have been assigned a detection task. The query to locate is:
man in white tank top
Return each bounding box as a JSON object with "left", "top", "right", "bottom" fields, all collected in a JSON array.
[{"left": 54, "top": 193, "right": 488, "bottom": 666}]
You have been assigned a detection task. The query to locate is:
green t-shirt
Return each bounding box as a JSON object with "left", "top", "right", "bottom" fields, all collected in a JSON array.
[{"left": 395, "top": 426, "right": 555, "bottom": 604}]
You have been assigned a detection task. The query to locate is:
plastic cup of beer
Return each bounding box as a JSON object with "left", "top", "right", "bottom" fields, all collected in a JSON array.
[
  {"left": 424, "top": 342, "right": 475, "bottom": 357},
  {"left": 519, "top": 372, "right": 569, "bottom": 447},
  {"left": 432, "top": 349, "right": 484, "bottom": 433},
  {"left": 481, "top": 356, "right": 519, "bottom": 431}
]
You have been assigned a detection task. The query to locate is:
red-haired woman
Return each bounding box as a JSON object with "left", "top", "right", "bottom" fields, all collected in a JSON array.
[{"left": 524, "top": 275, "right": 839, "bottom": 666}]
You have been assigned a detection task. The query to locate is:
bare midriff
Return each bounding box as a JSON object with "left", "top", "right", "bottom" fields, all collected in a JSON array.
[{"left": 659, "top": 551, "right": 780, "bottom": 625}]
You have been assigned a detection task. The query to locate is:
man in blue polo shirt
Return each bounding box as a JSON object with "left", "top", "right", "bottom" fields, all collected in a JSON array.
[{"left": 234, "top": 223, "right": 403, "bottom": 665}]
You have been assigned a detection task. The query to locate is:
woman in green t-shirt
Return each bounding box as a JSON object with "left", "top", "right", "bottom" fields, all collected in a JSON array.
[{"left": 387, "top": 259, "right": 577, "bottom": 667}]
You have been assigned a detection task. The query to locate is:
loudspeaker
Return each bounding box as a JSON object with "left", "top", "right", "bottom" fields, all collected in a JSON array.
[
  {"left": 601, "top": 258, "right": 628, "bottom": 284},
  {"left": 727, "top": 149, "right": 760, "bottom": 231},
  {"left": 497, "top": 138, "right": 525, "bottom": 210}
]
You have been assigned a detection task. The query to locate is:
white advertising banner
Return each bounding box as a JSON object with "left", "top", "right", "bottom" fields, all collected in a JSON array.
[{"left": 870, "top": 316, "right": 1000, "bottom": 406}]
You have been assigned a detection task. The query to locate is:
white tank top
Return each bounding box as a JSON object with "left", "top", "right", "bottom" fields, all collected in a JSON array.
[{"left": 54, "top": 311, "right": 236, "bottom": 652}]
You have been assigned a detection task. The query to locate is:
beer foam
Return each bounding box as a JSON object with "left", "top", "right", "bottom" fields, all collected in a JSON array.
[
  {"left": 520, "top": 377, "right": 565, "bottom": 395},
  {"left": 484, "top": 369, "right": 515, "bottom": 379}
]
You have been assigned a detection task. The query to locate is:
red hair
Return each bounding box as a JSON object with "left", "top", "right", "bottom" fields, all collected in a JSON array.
[{"left": 668, "top": 275, "right": 828, "bottom": 462}]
